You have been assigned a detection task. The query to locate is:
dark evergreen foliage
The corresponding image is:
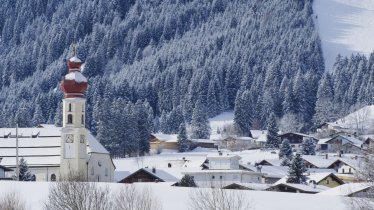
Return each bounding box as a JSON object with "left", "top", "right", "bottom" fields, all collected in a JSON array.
[
  {"left": 279, "top": 139, "right": 293, "bottom": 160},
  {"left": 266, "top": 112, "right": 279, "bottom": 148},
  {"left": 19, "top": 157, "right": 34, "bottom": 181},
  {"left": 177, "top": 123, "right": 189, "bottom": 152},
  {"left": 301, "top": 138, "right": 316, "bottom": 155},
  {"left": 287, "top": 153, "right": 307, "bottom": 184},
  {"left": 178, "top": 174, "right": 196, "bottom": 187}
]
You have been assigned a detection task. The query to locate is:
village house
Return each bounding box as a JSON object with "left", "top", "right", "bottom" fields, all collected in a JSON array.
[
  {"left": 318, "top": 183, "right": 374, "bottom": 198},
  {"left": 306, "top": 173, "right": 344, "bottom": 188},
  {"left": 277, "top": 133, "right": 318, "bottom": 151},
  {"left": 118, "top": 168, "right": 179, "bottom": 183},
  {"left": 267, "top": 182, "right": 329, "bottom": 194},
  {"left": 182, "top": 153, "right": 264, "bottom": 187},
  {"left": 150, "top": 133, "right": 178, "bottom": 152},
  {"left": 324, "top": 134, "right": 363, "bottom": 154}
]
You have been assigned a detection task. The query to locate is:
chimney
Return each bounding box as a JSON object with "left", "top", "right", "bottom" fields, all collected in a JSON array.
[
  {"left": 152, "top": 167, "right": 156, "bottom": 173},
  {"left": 256, "top": 165, "right": 262, "bottom": 173},
  {"left": 325, "top": 154, "right": 328, "bottom": 159}
]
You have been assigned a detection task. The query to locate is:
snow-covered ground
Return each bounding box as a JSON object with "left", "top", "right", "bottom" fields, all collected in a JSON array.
[
  {"left": 333, "top": 105, "right": 374, "bottom": 132},
  {"left": 313, "top": 0, "right": 374, "bottom": 70},
  {"left": 209, "top": 111, "right": 234, "bottom": 135},
  {"left": 0, "top": 181, "right": 350, "bottom": 210}
]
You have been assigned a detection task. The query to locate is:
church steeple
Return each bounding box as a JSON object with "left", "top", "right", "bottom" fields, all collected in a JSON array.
[{"left": 60, "top": 46, "right": 88, "bottom": 179}]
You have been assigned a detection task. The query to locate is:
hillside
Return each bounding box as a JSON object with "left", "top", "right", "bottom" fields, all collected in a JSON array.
[
  {"left": 0, "top": 0, "right": 326, "bottom": 154},
  {"left": 313, "top": 0, "right": 374, "bottom": 70}
]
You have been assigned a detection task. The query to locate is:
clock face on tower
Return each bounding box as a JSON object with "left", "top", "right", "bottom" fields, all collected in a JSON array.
[
  {"left": 65, "top": 134, "right": 74, "bottom": 143},
  {"left": 80, "top": 135, "right": 85, "bottom": 143}
]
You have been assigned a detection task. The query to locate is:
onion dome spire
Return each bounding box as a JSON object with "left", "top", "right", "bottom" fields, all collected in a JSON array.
[{"left": 60, "top": 45, "right": 88, "bottom": 98}]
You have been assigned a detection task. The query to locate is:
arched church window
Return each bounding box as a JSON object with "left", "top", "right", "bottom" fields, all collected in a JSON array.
[
  {"left": 51, "top": 174, "right": 56, "bottom": 181},
  {"left": 82, "top": 104, "right": 84, "bottom": 112},
  {"left": 68, "top": 103, "right": 72, "bottom": 112},
  {"left": 68, "top": 114, "right": 73, "bottom": 124},
  {"left": 81, "top": 114, "right": 84, "bottom": 125},
  {"left": 105, "top": 168, "right": 108, "bottom": 177},
  {"left": 91, "top": 166, "right": 94, "bottom": 175}
]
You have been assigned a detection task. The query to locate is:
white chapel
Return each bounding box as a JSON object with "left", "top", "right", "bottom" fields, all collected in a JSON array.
[{"left": 0, "top": 50, "right": 115, "bottom": 182}]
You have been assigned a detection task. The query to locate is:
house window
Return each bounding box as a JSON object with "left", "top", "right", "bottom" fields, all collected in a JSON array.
[
  {"left": 326, "top": 179, "right": 330, "bottom": 184},
  {"left": 51, "top": 174, "right": 56, "bottom": 181},
  {"left": 349, "top": 168, "right": 352, "bottom": 173},
  {"left": 220, "top": 176, "right": 223, "bottom": 179},
  {"left": 91, "top": 167, "right": 94, "bottom": 175},
  {"left": 67, "top": 114, "right": 73, "bottom": 124},
  {"left": 342, "top": 169, "right": 345, "bottom": 174},
  {"left": 68, "top": 103, "right": 72, "bottom": 112},
  {"left": 105, "top": 168, "right": 108, "bottom": 177},
  {"left": 81, "top": 115, "right": 84, "bottom": 125},
  {"left": 212, "top": 176, "right": 215, "bottom": 179}
]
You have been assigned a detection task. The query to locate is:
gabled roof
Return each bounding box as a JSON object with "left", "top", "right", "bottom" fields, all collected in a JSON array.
[
  {"left": 325, "top": 135, "right": 363, "bottom": 147},
  {"left": 242, "top": 164, "right": 288, "bottom": 178},
  {"left": 318, "top": 183, "right": 374, "bottom": 196},
  {"left": 119, "top": 168, "right": 179, "bottom": 183},
  {"left": 278, "top": 132, "right": 313, "bottom": 138},
  {"left": 223, "top": 182, "right": 271, "bottom": 190},
  {"left": 268, "top": 182, "right": 329, "bottom": 193},
  {"left": 307, "top": 173, "right": 344, "bottom": 185},
  {"left": 257, "top": 159, "right": 282, "bottom": 166}
]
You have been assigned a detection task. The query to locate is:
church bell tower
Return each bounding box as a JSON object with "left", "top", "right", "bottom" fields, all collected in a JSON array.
[{"left": 59, "top": 46, "right": 88, "bottom": 179}]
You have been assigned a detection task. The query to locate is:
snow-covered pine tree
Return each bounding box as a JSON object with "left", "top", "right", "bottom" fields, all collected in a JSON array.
[
  {"left": 301, "top": 138, "right": 316, "bottom": 155},
  {"left": 32, "top": 104, "right": 44, "bottom": 126},
  {"left": 279, "top": 139, "right": 293, "bottom": 160},
  {"left": 280, "top": 157, "right": 291, "bottom": 167},
  {"left": 266, "top": 112, "right": 279, "bottom": 148},
  {"left": 19, "top": 157, "right": 34, "bottom": 181},
  {"left": 177, "top": 123, "right": 189, "bottom": 152},
  {"left": 190, "top": 99, "right": 211, "bottom": 139},
  {"left": 54, "top": 101, "right": 63, "bottom": 127},
  {"left": 233, "top": 89, "right": 253, "bottom": 137},
  {"left": 286, "top": 153, "right": 307, "bottom": 184},
  {"left": 178, "top": 174, "right": 196, "bottom": 187}
]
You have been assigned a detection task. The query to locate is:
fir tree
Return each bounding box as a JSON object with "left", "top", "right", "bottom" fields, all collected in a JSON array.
[
  {"left": 279, "top": 139, "right": 293, "bottom": 160},
  {"left": 266, "top": 112, "right": 279, "bottom": 148},
  {"left": 190, "top": 99, "right": 211, "bottom": 139},
  {"left": 32, "top": 104, "right": 44, "bottom": 126},
  {"left": 233, "top": 90, "right": 253, "bottom": 137},
  {"left": 19, "top": 157, "right": 34, "bottom": 181},
  {"left": 177, "top": 123, "right": 189, "bottom": 152},
  {"left": 301, "top": 138, "right": 316, "bottom": 155},
  {"left": 280, "top": 157, "right": 291, "bottom": 167},
  {"left": 287, "top": 153, "right": 307, "bottom": 184},
  {"left": 178, "top": 174, "right": 197, "bottom": 187}
]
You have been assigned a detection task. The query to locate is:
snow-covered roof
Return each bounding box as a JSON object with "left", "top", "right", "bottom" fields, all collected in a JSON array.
[
  {"left": 113, "top": 154, "right": 207, "bottom": 180},
  {"left": 191, "top": 139, "right": 215, "bottom": 144},
  {"left": 223, "top": 182, "right": 271, "bottom": 190},
  {"left": 243, "top": 165, "right": 288, "bottom": 178},
  {"left": 69, "top": 56, "right": 81, "bottom": 63},
  {"left": 307, "top": 173, "right": 341, "bottom": 184},
  {"left": 302, "top": 155, "right": 359, "bottom": 169},
  {"left": 65, "top": 71, "right": 87, "bottom": 83},
  {"left": 318, "top": 138, "right": 330, "bottom": 144},
  {"left": 0, "top": 125, "right": 109, "bottom": 167},
  {"left": 318, "top": 183, "right": 373, "bottom": 196},
  {"left": 206, "top": 153, "right": 241, "bottom": 159},
  {"left": 270, "top": 182, "right": 330, "bottom": 193},
  {"left": 152, "top": 133, "right": 178, "bottom": 143},
  {"left": 183, "top": 169, "right": 262, "bottom": 175}
]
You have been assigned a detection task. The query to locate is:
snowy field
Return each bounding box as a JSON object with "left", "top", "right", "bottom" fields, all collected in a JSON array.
[
  {"left": 313, "top": 0, "right": 374, "bottom": 70},
  {"left": 0, "top": 181, "right": 350, "bottom": 210}
]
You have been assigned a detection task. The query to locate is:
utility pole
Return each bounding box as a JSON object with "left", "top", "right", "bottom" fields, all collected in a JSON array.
[{"left": 16, "top": 123, "right": 19, "bottom": 181}]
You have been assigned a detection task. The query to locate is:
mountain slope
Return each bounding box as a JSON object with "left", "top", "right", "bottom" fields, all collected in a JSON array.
[{"left": 313, "top": 0, "right": 374, "bottom": 70}]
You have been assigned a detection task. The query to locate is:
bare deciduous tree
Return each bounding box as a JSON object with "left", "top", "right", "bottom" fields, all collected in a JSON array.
[
  {"left": 349, "top": 146, "right": 374, "bottom": 210},
  {"left": 43, "top": 171, "right": 112, "bottom": 210},
  {"left": 0, "top": 190, "right": 27, "bottom": 210},
  {"left": 113, "top": 184, "right": 162, "bottom": 210},
  {"left": 189, "top": 187, "right": 253, "bottom": 210}
]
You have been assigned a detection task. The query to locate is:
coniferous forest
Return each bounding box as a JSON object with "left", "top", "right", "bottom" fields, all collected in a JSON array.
[{"left": 0, "top": 0, "right": 373, "bottom": 155}]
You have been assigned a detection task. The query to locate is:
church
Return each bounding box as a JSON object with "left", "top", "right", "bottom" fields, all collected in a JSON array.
[{"left": 0, "top": 50, "right": 115, "bottom": 182}]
